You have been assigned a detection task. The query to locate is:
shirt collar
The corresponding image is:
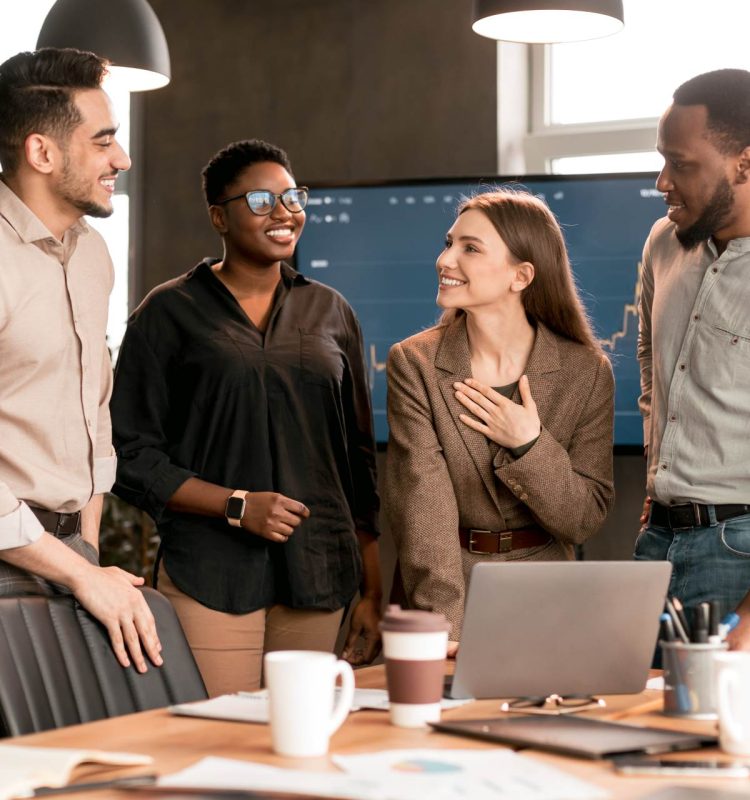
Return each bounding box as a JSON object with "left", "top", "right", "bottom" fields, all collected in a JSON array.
[
  {"left": 0, "top": 176, "right": 88, "bottom": 244},
  {"left": 723, "top": 236, "right": 750, "bottom": 254},
  {"left": 280, "top": 261, "right": 310, "bottom": 286},
  {"left": 196, "top": 258, "right": 310, "bottom": 287}
]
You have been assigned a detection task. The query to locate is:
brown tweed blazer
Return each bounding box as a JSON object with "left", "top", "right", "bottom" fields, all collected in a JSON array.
[{"left": 384, "top": 316, "right": 615, "bottom": 637}]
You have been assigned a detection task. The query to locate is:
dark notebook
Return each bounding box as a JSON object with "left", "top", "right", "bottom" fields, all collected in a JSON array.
[{"left": 430, "top": 716, "right": 716, "bottom": 760}]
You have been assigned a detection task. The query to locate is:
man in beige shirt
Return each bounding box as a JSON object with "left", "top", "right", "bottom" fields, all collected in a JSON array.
[{"left": 0, "top": 48, "right": 161, "bottom": 672}]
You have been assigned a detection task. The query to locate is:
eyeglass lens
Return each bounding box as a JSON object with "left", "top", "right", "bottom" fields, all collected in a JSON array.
[{"left": 245, "top": 188, "right": 308, "bottom": 215}]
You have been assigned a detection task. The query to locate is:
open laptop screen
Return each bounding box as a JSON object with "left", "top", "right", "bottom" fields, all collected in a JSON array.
[{"left": 450, "top": 561, "right": 671, "bottom": 700}]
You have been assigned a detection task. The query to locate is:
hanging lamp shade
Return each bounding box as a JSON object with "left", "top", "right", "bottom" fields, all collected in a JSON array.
[
  {"left": 37, "top": 0, "right": 171, "bottom": 91},
  {"left": 472, "top": 0, "right": 624, "bottom": 43}
]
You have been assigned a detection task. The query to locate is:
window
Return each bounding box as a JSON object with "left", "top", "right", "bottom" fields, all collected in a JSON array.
[
  {"left": 524, "top": 0, "right": 750, "bottom": 173},
  {"left": 0, "top": 2, "right": 131, "bottom": 350}
]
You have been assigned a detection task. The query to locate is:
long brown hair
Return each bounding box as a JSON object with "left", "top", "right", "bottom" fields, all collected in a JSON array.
[{"left": 440, "top": 188, "right": 603, "bottom": 354}]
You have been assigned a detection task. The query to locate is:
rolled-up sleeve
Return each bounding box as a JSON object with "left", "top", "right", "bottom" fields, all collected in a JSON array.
[{"left": 0, "top": 499, "right": 44, "bottom": 549}]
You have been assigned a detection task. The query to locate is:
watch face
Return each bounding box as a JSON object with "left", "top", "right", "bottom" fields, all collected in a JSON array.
[{"left": 226, "top": 496, "right": 246, "bottom": 519}]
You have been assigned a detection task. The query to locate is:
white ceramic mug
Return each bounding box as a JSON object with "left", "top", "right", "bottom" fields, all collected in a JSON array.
[
  {"left": 715, "top": 651, "right": 750, "bottom": 756},
  {"left": 264, "top": 650, "right": 354, "bottom": 757}
]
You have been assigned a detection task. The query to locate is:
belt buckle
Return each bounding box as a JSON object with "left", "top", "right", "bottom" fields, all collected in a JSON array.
[
  {"left": 468, "top": 530, "right": 492, "bottom": 555},
  {"left": 667, "top": 504, "right": 696, "bottom": 530},
  {"left": 56, "top": 512, "right": 77, "bottom": 536}
]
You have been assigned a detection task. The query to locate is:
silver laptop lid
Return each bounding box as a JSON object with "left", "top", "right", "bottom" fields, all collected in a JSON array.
[{"left": 450, "top": 560, "right": 671, "bottom": 700}]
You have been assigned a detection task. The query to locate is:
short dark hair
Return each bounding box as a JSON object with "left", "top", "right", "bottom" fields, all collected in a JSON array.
[
  {"left": 0, "top": 48, "right": 108, "bottom": 174},
  {"left": 673, "top": 69, "right": 750, "bottom": 154},
  {"left": 201, "top": 139, "right": 293, "bottom": 205}
]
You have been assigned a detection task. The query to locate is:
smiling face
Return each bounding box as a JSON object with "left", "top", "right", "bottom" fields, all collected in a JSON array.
[
  {"left": 54, "top": 88, "right": 130, "bottom": 218},
  {"left": 210, "top": 160, "right": 305, "bottom": 268},
  {"left": 436, "top": 208, "right": 533, "bottom": 314},
  {"left": 656, "top": 103, "right": 742, "bottom": 250}
]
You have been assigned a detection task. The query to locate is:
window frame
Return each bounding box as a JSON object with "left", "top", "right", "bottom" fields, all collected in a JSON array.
[{"left": 523, "top": 44, "right": 659, "bottom": 174}]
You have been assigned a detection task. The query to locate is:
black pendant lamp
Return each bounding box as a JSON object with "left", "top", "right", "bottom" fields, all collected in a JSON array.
[
  {"left": 472, "top": 0, "right": 624, "bottom": 43},
  {"left": 37, "top": 0, "right": 170, "bottom": 91}
]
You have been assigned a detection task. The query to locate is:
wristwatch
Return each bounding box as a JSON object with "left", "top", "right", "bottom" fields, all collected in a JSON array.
[{"left": 225, "top": 490, "right": 248, "bottom": 528}]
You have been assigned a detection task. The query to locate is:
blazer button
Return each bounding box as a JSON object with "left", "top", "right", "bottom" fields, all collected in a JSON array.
[{"left": 520, "top": 493, "right": 529, "bottom": 501}]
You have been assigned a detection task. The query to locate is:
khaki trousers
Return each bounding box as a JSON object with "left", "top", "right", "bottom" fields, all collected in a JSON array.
[{"left": 157, "top": 563, "right": 344, "bottom": 697}]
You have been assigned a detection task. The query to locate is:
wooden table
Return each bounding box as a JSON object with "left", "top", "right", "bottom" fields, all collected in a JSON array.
[{"left": 10, "top": 666, "right": 748, "bottom": 799}]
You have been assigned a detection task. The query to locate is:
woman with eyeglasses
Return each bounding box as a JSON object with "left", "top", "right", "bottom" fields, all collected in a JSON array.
[
  {"left": 110, "top": 139, "right": 381, "bottom": 695},
  {"left": 384, "top": 189, "right": 615, "bottom": 652}
]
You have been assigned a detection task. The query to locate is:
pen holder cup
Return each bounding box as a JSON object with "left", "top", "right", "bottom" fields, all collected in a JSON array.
[{"left": 661, "top": 640, "right": 728, "bottom": 720}]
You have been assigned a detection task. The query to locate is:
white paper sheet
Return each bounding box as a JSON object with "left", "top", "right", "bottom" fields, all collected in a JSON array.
[
  {"left": 156, "top": 756, "right": 381, "bottom": 799},
  {"left": 158, "top": 751, "right": 607, "bottom": 800},
  {"left": 334, "top": 749, "right": 609, "bottom": 800},
  {"left": 169, "top": 688, "right": 471, "bottom": 724}
]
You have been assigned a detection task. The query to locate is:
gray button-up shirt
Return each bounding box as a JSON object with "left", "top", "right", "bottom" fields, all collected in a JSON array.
[{"left": 638, "top": 216, "right": 750, "bottom": 505}]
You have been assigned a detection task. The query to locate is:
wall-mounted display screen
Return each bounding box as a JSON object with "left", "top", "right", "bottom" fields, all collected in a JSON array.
[{"left": 295, "top": 174, "right": 665, "bottom": 447}]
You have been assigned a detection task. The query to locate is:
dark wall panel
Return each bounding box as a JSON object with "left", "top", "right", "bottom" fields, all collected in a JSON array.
[{"left": 138, "top": 0, "right": 497, "bottom": 295}]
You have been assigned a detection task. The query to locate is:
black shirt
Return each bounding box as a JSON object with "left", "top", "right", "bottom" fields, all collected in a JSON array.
[{"left": 111, "top": 260, "right": 379, "bottom": 614}]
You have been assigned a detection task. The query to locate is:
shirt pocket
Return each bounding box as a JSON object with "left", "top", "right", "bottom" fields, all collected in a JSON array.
[
  {"left": 299, "top": 328, "right": 345, "bottom": 388},
  {"left": 692, "top": 322, "right": 750, "bottom": 395}
]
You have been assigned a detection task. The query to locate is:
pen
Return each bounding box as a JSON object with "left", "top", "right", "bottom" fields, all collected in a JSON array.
[
  {"left": 659, "top": 612, "right": 676, "bottom": 642},
  {"left": 664, "top": 598, "right": 689, "bottom": 643},
  {"left": 670, "top": 597, "right": 691, "bottom": 640},
  {"left": 691, "top": 602, "right": 709, "bottom": 643},
  {"left": 708, "top": 600, "right": 720, "bottom": 638},
  {"left": 32, "top": 773, "right": 157, "bottom": 797},
  {"left": 719, "top": 611, "right": 740, "bottom": 641}
]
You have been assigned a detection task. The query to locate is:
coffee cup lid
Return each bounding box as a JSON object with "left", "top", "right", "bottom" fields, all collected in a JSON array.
[{"left": 379, "top": 604, "right": 451, "bottom": 633}]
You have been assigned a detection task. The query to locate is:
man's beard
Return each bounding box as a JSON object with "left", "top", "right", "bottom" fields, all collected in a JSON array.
[
  {"left": 676, "top": 176, "right": 734, "bottom": 251},
  {"left": 57, "top": 152, "right": 114, "bottom": 219}
]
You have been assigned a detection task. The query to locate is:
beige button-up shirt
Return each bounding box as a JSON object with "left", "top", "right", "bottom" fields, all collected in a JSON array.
[
  {"left": 638, "top": 216, "right": 750, "bottom": 505},
  {"left": 0, "top": 179, "right": 116, "bottom": 547}
]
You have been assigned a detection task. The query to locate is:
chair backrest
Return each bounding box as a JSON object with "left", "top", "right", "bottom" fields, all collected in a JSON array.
[{"left": 0, "top": 587, "right": 207, "bottom": 737}]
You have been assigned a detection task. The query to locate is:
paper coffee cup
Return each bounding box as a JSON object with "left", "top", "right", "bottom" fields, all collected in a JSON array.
[{"left": 380, "top": 605, "right": 450, "bottom": 728}]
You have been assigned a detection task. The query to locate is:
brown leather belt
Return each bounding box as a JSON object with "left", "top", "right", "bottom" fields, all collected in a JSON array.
[
  {"left": 459, "top": 526, "right": 551, "bottom": 554},
  {"left": 28, "top": 506, "right": 81, "bottom": 537}
]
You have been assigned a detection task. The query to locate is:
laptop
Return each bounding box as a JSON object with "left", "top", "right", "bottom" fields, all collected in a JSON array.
[{"left": 448, "top": 560, "right": 671, "bottom": 700}]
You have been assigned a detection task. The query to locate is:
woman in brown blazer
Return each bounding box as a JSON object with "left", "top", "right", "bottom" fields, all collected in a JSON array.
[{"left": 384, "top": 189, "right": 615, "bottom": 647}]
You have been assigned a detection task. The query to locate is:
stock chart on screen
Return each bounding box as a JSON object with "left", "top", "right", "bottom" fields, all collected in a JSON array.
[{"left": 295, "top": 174, "right": 665, "bottom": 447}]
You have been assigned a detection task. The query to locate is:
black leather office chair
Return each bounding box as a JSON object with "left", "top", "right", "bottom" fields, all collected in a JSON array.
[{"left": 0, "top": 587, "right": 207, "bottom": 737}]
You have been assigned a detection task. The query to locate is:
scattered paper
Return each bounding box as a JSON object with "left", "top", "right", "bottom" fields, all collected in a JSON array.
[
  {"left": 170, "top": 688, "right": 472, "bottom": 724},
  {"left": 334, "top": 748, "right": 608, "bottom": 800},
  {"left": 157, "top": 756, "right": 380, "bottom": 799},
  {"left": 158, "top": 751, "right": 607, "bottom": 800}
]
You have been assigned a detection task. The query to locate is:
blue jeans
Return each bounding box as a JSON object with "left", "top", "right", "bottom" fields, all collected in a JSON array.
[{"left": 634, "top": 510, "right": 750, "bottom": 622}]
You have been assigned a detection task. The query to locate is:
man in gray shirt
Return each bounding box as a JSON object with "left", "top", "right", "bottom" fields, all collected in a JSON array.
[{"left": 636, "top": 69, "right": 750, "bottom": 650}]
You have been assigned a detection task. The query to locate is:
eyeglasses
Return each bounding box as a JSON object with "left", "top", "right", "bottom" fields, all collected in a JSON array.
[
  {"left": 500, "top": 694, "right": 606, "bottom": 716},
  {"left": 216, "top": 187, "right": 309, "bottom": 216}
]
